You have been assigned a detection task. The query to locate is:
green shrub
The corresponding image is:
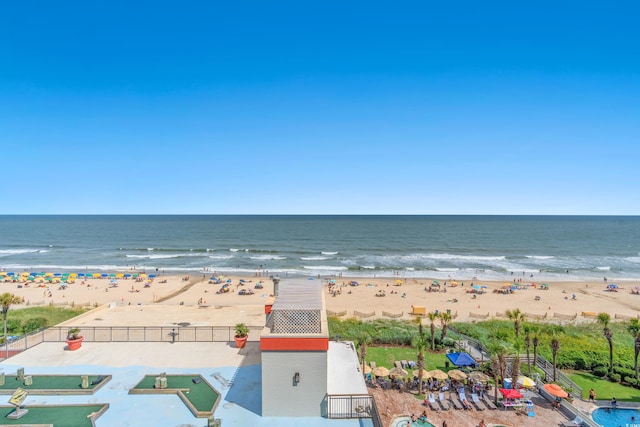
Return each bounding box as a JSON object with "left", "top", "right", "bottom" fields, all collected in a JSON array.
[
  {"left": 5, "top": 318, "right": 22, "bottom": 334},
  {"left": 593, "top": 366, "right": 608, "bottom": 378},
  {"left": 615, "top": 366, "right": 635, "bottom": 378},
  {"left": 23, "top": 317, "right": 49, "bottom": 333},
  {"left": 609, "top": 373, "right": 621, "bottom": 383},
  {"left": 623, "top": 376, "right": 638, "bottom": 387}
]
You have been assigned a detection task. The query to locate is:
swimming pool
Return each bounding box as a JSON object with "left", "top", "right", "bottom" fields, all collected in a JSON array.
[
  {"left": 391, "top": 415, "right": 436, "bottom": 427},
  {"left": 592, "top": 407, "right": 640, "bottom": 427}
]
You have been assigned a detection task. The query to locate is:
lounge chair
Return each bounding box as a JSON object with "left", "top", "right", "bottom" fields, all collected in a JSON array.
[
  {"left": 427, "top": 393, "right": 440, "bottom": 411},
  {"left": 401, "top": 360, "right": 408, "bottom": 368},
  {"left": 394, "top": 361, "right": 402, "bottom": 369},
  {"left": 458, "top": 391, "right": 472, "bottom": 410},
  {"left": 471, "top": 393, "right": 486, "bottom": 410},
  {"left": 438, "top": 392, "right": 450, "bottom": 410},
  {"left": 449, "top": 393, "right": 463, "bottom": 410},
  {"left": 482, "top": 394, "right": 498, "bottom": 410}
]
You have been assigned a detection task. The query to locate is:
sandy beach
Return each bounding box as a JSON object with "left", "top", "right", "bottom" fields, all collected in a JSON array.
[{"left": 4, "top": 273, "right": 640, "bottom": 324}]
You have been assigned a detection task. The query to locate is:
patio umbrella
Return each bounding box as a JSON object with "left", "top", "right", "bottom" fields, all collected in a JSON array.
[
  {"left": 517, "top": 375, "right": 536, "bottom": 388},
  {"left": 412, "top": 370, "right": 431, "bottom": 380},
  {"left": 468, "top": 371, "right": 491, "bottom": 382},
  {"left": 432, "top": 280, "right": 440, "bottom": 286},
  {"left": 389, "top": 367, "right": 408, "bottom": 378},
  {"left": 499, "top": 388, "right": 523, "bottom": 399},
  {"left": 429, "top": 369, "right": 448, "bottom": 381},
  {"left": 447, "top": 369, "right": 467, "bottom": 381},
  {"left": 373, "top": 366, "right": 390, "bottom": 377},
  {"left": 363, "top": 365, "right": 372, "bottom": 374},
  {"left": 543, "top": 383, "right": 568, "bottom": 398}
]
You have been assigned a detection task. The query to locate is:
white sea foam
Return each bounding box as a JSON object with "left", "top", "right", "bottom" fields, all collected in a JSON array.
[
  {"left": 625, "top": 257, "right": 640, "bottom": 264},
  {"left": 250, "top": 255, "right": 287, "bottom": 260},
  {"left": 0, "top": 249, "right": 41, "bottom": 255},
  {"left": 360, "top": 265, "right": 375, "bottom": 269},
  {"left": 525, "top": 255, "right": 554, "bottom": 260},
  {"left": 300, "top": 256, "right": 330, "bottom": 261},
  {"left": 322, "top": 252, "right": 338, "bottom": 255},
  {"left": 303, "top": 265, "right": 348, "bottom": 271},
  {"left": 436, "top": 268, "right": 460, "bottom": 272},
  {"left": 208, "top": 255, "right": 234, "bottom": 260},
  {"left": 596, "top": 266, "right": 611, "bottom": 271}
]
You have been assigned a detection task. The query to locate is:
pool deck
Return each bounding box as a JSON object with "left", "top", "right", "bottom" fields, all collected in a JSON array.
[{"left": 0, "top": 341, "right": 370, "bottom": 427}]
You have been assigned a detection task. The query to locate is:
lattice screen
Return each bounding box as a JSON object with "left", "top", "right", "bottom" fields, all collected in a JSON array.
[{"left": 267, "top": 309, "right": 322, "bottom": 334}]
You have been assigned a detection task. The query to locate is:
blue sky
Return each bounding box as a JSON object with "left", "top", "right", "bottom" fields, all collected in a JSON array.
[{"left": 1, "top": 1, "right": 639, "bottom": 214}]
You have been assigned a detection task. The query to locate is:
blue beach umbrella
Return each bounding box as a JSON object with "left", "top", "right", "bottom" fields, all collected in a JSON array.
[
  {"left": 124, "top": 273, "right": 131, "bottom": 278},
  {"left": 101, "top": 273, "right": 108, "bottom": 278},
  {"left": 149, "top": 274, "right": 156, "bottom": 278}
]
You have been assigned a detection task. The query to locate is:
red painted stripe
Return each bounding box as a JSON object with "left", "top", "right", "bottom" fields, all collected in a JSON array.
[{"left": 260, "top": 337, "right": 329, "bottom": 351}]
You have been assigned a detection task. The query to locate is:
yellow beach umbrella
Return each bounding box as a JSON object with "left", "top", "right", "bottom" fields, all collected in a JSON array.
[
  {"left": 413, "top": 370, "right": 431, "bottom": 380},
  {"left": 447, "top": 369, "right": 468, "bottom": 381},
  {"left": 116, "top": 273, "right": 124, "bottom": 279},
  {"left": 0, "top": 272, "right": 6, "bottom": 276},
  {"left": 429, "top": 369, "right": 449, "bottom": 381},
  {"left": 373, "top": 366, "right": 390, "bottom": 377},
  {"left": 45, "top": 272, "right": 54, "bottom": 277},
  {"left": 93, "top": 273, "right": 101, "bottom": 279},
  {"left": 70, "top": 273, "right": 78, "bottom": 278}
]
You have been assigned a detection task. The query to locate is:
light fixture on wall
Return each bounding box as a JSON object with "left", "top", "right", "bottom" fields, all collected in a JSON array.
[{"left": 294, "top": 372, "right": 300, "bottom": 384}]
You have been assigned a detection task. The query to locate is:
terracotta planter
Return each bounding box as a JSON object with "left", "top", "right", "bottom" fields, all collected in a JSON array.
[
  {"left": 234, "top": 335, "right": 247, "bottom": 349},
  {"left": 66, "top": 337, "right": 83, "bottom": 351}
]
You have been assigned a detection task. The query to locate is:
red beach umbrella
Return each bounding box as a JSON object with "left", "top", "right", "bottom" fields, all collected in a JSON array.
[{"left": 499, "top": 388, "right": 523, "bottom": 399}]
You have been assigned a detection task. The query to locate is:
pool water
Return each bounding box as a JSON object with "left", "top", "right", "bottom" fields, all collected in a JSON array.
[
  {"left": 592, "top": 407, "right": 640, "bottom": 427},
  {"left": 391, "top": 415, "right": 436, "bottom": 427}
]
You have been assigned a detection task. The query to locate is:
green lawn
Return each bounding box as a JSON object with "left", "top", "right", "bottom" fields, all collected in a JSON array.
[
  {"left": 568, "top": 371, "right": 640, "bottom": 402},
  {"left": 365, "top": 346, "right": 450, "bottom": 371},
  {"left": 132, "top": 375, "right": 219, "bottom": 413},
  {"left": 0, "top": 404, "right": 107, "bottom": 426},
  {"left": 0, "top": 375, "right": 107, "bottom": 392}
]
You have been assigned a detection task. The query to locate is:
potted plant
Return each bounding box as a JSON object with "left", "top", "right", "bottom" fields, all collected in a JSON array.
[
  {"left": 66, "top": 327, "right": 83, "bottom": 351},
  {"left": 234, "top": 323, "right": 249, "bottom": 349}
]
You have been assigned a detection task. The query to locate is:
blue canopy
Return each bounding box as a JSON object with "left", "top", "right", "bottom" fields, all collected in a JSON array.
[{"left": 446, "top": 352, "right": 477, "bottom": 367}]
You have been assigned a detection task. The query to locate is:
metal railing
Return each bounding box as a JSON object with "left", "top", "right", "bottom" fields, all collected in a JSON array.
[
  {"left": 326, "top": 394, "right": 382, "bottom": 426},
  {"left": 450, "top": 326, "right": 582, "bottom": 399},
  {"left": 1, "top": 325, "right": 263, "bottom": 361}
]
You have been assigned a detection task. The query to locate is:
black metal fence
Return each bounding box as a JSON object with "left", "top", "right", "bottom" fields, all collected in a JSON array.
[{"left": 326, "top": 394, "right": 383, "bottom": 426}]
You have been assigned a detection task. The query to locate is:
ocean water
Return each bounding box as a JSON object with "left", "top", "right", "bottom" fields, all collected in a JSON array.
[{"left": 0, "top": 215, "right": 639, "bottom": 282}]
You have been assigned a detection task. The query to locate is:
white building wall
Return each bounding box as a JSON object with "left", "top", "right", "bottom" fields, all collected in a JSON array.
[{"left": 262, "top": 350, "right": 328, "bottom": 417}]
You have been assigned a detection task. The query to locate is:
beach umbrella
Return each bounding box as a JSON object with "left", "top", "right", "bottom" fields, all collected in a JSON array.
[
  {"left": 607, "top": 283, "right": 619, "bottom": 289},
  {"left": 149, "top": 274, "right": 156, "bottom": 278},
  {"left": 450, "top": 280, "right": 459, "bottom": 285},
  {"left": 413, "top": 370, "right": 431, "bottom": 380},
  {"left": 363, "top": 365, "right": 372, "bottom": 374},
  {"left": 54, "top": 273, "right": 62, "bottom": 277},
  {"left": 124, "top": 273, "right": 131, "bottom": 278},
  {"left": 468, "top": 371, "right": 491, "bottom": 383},
  {"left": 395, "top": 279, "right": 403, "bottom": 284},
  {"left": 432, "top": 280, "right": 440, "bottom": 286},
  {"left": 543, "top": 383, "right": 568, "bottom": 398},
  {"left": 373, "top": 366, "right": 390, "bottom": 377},
  {"left": 109, "top": 273, "right": 116, "bottom": 278},
  {"left": 429, "top": 369, "right": 448, "bottom": 381},
  {"left": 447, "top": 369, "right": 467, "bottom": 381},
  {"left": 0, "top": 272, "right": 6, "bottom": 276},
  {"left": 101, "top": 273, "right": 108, "bottom": 278},
  {"left": 116, "top": 273, "right": 124, "bottom": 279},
  {"left": 389, "top": 367, "right": 408, "bottom": 378},
  {"left": 499, "top": 388, "right": 523, "bottom": 399},
  {"left": 517, "top": 375, "right": 536, "bottom": 388}
]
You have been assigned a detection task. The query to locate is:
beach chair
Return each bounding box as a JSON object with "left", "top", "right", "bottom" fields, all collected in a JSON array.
[
  {"left": 401, "top": 360, "right": 408, "bottom": 369},
  {"left": 427, "top": 393, "right": 440, "bottom": 411},
  {"left": 458, "top": 391, "right": 472, "bottom": 410},
  {"left": 482, "top": 394, "right": 498, "bottom": 410},
  {"left": 449, "top": 393, "right": 463, "bottom": 410},
  {"left": 471, "top": 393, "right": 486, "bottom": 410},
  {"left": 438, "top": 392, "right": 450, "bottom": 410}
]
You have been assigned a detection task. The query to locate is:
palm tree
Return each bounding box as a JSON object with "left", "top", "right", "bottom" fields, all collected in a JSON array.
[
  {"left": 506, "top": 308, "right": 526, "bottom": 340},
  {"left": 550, "top": 335, "right": 561, "bottom": 382},
  {"left": 628, "top": 318, "right": 640, "bottom": 380},
  {"left": 532, "top": 330, "right": 540, "bottom": 367},
  {"left": 412, "top": 333, "right": 430, "bottom": 397},
  {"left": 439, "top": 311, "right": 452, "bottom": 343},
  {"left": 487, "top": 341, "right": 508, "bottom": 404},
  {"left": 523, "top": 325, "right": 532, "bottom": 375},
  {"left": 598, "top": 313, "right": 614, "bottom": 377},
  {"left": 511, "top": 341, "right": 522, "bottom": 387},
  {"left": 1, "top": 292, "right": 22, "bottom": 359},
  {"left": 427, "top": 312, "right": 438, "bottom": 351},
  {"left": 413, "top": 315, "right": 423, "bottom": 336},
  {"left": 356, "top": 332, "right": 372, "bottom": 376}
]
